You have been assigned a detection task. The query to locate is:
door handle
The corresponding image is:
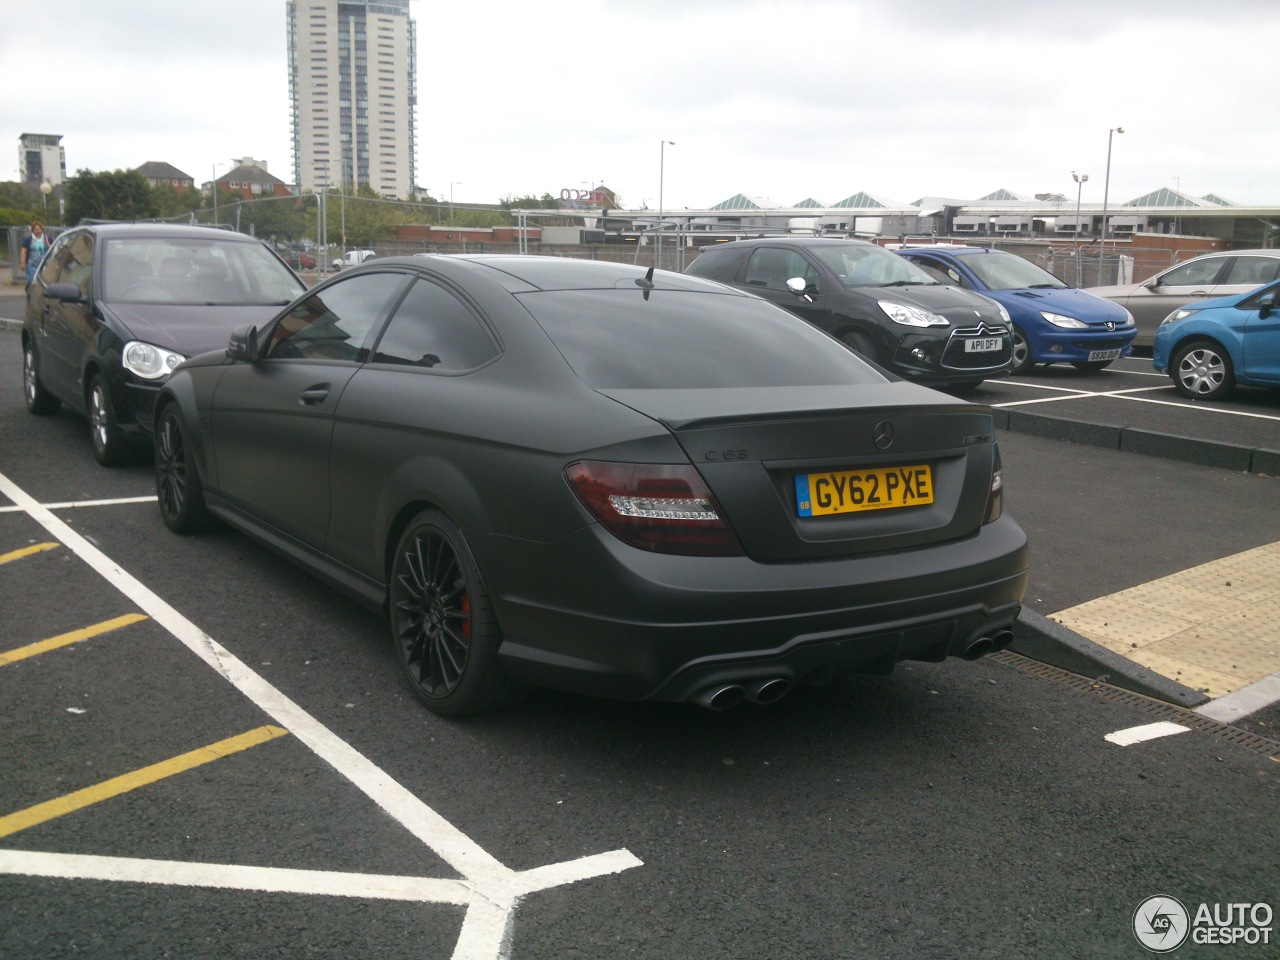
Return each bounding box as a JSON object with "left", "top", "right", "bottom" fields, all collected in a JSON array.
[{"left": 298, "top": 384, "right": 330, "bottom": 405}]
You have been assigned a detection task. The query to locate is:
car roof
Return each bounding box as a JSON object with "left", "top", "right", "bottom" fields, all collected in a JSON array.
[
  {"left": 704, "top": 237, "right": 877, "bottom": 250},
  {"left": 70, "top": 223, "right": 261, "bottom": 242},
  {"left": 352, "top": 254, "right": 733, "bottom": 294},
  {"left": 900, "top": 245, "right": 1001, "bottom": 258}
]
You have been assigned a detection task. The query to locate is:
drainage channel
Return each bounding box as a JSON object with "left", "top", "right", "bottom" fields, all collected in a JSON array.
[{"left": 989, "top": 650, "right": 1280, "bottom": 761}]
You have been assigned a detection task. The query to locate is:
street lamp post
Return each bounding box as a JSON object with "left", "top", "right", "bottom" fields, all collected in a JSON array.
[
  {"left": 1098, "top": 126, "right": 1124, "bottom": 283},
  {"left": 1071, "top": 171, "right": 1088, "bottom": 285},
  {"left": 40, "top": 181, "right": 52, "bottom": 225},
  {"left": 657, "top": 140, "right": 674, "bottom": 270}
]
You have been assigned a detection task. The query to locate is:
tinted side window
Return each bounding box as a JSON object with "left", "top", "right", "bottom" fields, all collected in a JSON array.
[
  {"left": 266, "top": 272, "right": 406, "bottom": 361},
  {"left": 1162, "top": 258, "right": 1226, "bottom": 286},
  {"left": 41, "top": 232, "right": 94, "bottom": 295},
  {"left": 911, "top": 256, "right": 965, "bottom": 287},
  {"left": 744, "top": 248, "right": 817, "bottom": 291},
  {"left": 371, "top": 279, "right": 498, "bottom": 370},
  {"left": 1224, "top": 256, "right": 1280, "bottom": 286}
]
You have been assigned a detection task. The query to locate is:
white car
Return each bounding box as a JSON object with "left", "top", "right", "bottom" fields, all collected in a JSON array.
[{"left": 332, "top": 249, "right": 377, "bottom": 270}]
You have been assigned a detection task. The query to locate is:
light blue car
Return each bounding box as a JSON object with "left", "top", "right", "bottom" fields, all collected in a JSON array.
[
  {"left": 897, "top": 246, "right": 1136, "bottom": 375},
  {"left": 1152, "top": 279, "right": 1280, "bottom": 400}
]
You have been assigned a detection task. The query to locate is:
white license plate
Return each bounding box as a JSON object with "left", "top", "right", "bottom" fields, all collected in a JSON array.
[
  {"left": 964, "top": 337, "right": 1003, "bottom": 353},
  {"left": 1088, "top": 349, "right": 1121, "bottom": 361}
]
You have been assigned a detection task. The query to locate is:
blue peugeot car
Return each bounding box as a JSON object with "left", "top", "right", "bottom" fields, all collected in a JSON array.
[
  {"left": 1152, "top": 279, "right": 1280, "bottom": 401},
  {"left": 897, "top": 246, "right": 1135, "bottom": 375}
]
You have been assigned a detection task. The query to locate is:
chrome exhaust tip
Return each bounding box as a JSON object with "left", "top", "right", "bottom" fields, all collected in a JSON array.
[
  {"left": 693, "top": 684, "right": 746, "bottom": 711},
  {"left": 747, "top": 678, "right": 792, "bottom": 705}
]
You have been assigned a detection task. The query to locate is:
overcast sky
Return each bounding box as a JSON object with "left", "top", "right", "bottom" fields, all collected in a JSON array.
[{"left": 4, "top": 0, "right": 1277, "bottom": 211}]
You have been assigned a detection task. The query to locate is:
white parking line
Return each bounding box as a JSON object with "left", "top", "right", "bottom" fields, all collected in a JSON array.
[
  {"left": 0, "top": 495, "right": 157, "bottom": 514},
  {"left": 994, "top": 386, "right": 1280, "bottom": 421},
  {"left": 1104, "top": 722, "right": 1191, "bottom": 747},
  {"left": 0, "top": 470, "right": 642, "bottom": 960}
]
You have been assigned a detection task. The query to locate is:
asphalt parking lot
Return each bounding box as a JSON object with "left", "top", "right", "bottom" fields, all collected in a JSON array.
[{"left": 2, "top": 281, "right": 1279, "bottom": 958}]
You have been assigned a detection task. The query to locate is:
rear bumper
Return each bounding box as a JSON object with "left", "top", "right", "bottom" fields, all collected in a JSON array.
[{"left": 471, "top": 515, "right": 1029, "bottom": 702}]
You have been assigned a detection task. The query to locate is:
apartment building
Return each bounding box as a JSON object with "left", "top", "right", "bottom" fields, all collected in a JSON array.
[{"left": 287, "top": 0, "right": 417, "bottom": 199}]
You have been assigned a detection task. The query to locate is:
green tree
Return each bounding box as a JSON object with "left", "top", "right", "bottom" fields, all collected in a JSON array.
[{"left": 64, "top": 168, "right": 159, "bottom": 224}]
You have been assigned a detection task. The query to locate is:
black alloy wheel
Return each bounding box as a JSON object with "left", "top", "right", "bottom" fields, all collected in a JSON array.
[
  {"left": 155, "top": 405, "right": 210, "bottom": 532},
  {"left": 23, "top": 342, "right": 61, "bottom": 414},
  {"left": 88, "top": 373, "right": 126, "bottom": 466},
  {"left": 389, "top": 510, "right": 515, "bottom": 716}
]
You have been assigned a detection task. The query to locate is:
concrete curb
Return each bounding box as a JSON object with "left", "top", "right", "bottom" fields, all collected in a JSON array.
[
  {"left": 1009, "top": 607, "right": 1209, "bottom": 709},
  {"left": 991, "top": 408, "right": 1280, "bottom": 477}
]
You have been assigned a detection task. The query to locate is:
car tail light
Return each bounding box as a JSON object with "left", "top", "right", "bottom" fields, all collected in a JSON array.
[
  {"left": 983, "top": 444, "right": 1004, "bottom": 525},
  {"left": 565, "top": 460, "right": 744, "bottom": 557}
]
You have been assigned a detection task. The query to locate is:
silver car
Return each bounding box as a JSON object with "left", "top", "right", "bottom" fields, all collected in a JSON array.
[{"left": 1087, "top": 249, "right": 1280, "bottom": 348}]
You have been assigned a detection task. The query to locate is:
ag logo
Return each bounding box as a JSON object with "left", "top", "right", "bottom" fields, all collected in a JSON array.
[{"left": 1133, "top": 895, "right": 1190, "bottom": 952}]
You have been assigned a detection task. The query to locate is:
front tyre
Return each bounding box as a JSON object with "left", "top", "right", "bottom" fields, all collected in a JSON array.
[
  {"left": 389, "top": 510, "right": 517, "bottom": 717},
  {"left": 155, "top": 405, "right": 211, "bottom": 533},
  {"left": 23, "top": 341, "right": 61, "bottom": 414},
  {"left": 1010, "top": 325, "right": 1034, "bottom": 375},
  {"left": 1171, "top": 339, "right": 1235, "bottom": 400},
  {"left": 88, "top": 374, "right": 127, "bottom": 466}
]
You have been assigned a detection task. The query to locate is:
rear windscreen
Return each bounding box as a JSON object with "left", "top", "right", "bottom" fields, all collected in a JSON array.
[{"left": 519, "top": 289, "right": 888, "bottom": 389}]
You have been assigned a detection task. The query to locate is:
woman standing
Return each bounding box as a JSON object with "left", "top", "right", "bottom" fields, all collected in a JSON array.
[{"left": 20, "top": 222, "right": 50, "bottom": 286}]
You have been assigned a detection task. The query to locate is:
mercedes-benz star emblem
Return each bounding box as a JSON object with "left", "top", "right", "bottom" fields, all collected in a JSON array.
[{"left": 873, "top": 421, "right": 894, "bottom": 450}]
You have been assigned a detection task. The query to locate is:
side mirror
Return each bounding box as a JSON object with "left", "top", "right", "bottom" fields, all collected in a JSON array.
[
  {"left": 45, "top": 282, "right": 84, "bottom": 303},
  {"left": 1259, "top": 293, "right": 1275, "bottom": 320},
  {"left": 226, "top": 324, "right": 260, "bottom": 362},
  {"left": 786, "top": 276, "right": 816, "bottom": 303}
]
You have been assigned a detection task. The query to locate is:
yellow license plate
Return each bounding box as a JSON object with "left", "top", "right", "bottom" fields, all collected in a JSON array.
[{"left": 795, "top": 464, "right": 934, "bottom": 517}]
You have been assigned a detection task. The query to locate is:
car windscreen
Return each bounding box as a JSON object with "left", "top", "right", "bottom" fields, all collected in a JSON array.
[
  {"left": 518, "top": 289, "right": 887, "bottom": 389},
  {"left": 102, "top": 237, "right": 306, "bottom": 306},
  {"left": 809, "top": 244, "right": 940, "bottom": 289},
  {"left": 962, "top": 252, "right": 1067, "bottom": 290}
]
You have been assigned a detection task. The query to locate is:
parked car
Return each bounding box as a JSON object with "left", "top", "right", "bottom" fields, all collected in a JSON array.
[
  {"left": 281, "top": 248, "right": 316, "bottom": 270},
  {"left": 896, "top": 246, "right": 1135, "bottom": 374},
  {"left": 22, "top": 223, "right": 306, "bottom": 465},
  {"left": 332, "top": 248, "right": 377, "bottom": 270},
  {"left": 1087, "top": 249, "right": 1280, "bottom": 348},
  {"left": 1152, "top": 279, "right": 1280, "bottom": 400},
  {"left": 154, "top": 256, "right": 1028, "bottom": 716},
  {"left": 685, "top": 237, "right": 1013, "bottom": 387}
]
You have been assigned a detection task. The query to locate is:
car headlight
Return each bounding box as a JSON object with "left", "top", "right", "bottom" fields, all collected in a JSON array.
[
  {"left": 1040, "top": 311, "right": 1089, "bottom": 329},
  {"left": 877, "top": 300, "right": 949, "bottom": 327},
  {"left": 992, "top": 301, "right": 1012, "bottom": 324},
  {"left": 1162, "top": 308, "right": 1198, "bottom": 326},
  {"left": 1121, "top": 309, "right": 1135, "bottom": 326},
  {"left": 123, "top": 341, "right": 186, "bottom": 380}
]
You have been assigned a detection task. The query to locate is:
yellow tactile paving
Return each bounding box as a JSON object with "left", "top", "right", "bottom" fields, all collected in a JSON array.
[{"left": 1051, "top": 541, "right": 1280, "bottom": 699}]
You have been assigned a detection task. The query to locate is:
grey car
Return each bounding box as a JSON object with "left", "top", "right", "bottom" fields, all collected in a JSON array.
[{"left": 1086, "top": 249, "right": 1280, "bottom": 348}]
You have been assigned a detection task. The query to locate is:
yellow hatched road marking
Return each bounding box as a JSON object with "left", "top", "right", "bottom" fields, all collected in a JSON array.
[
  {"left": 0, "top": 613, "right": 149, "bottom": 667},
  {"left": 0, "top": 726, "right": 291, "bottom": 839},
  {"left": 0, "top": 542, "right": 59, "bottom": 565}
]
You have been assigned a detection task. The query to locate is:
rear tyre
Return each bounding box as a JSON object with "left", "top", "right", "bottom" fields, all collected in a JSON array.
[
  {"left": 88, "top": 374, "right": 127, "bottom": 466},
  {"left": 389, "top": 510, "right": 519, "bottom": 717},
  {"left": 1071, "top": 359, "right": 1114, "bottom": 372},
  {"left": 1171, "top": 339, "right": 1235, "bottom": 401},
  {"left": 23, "top": 341, "right": 60, "bottom": 414},
  {"left": 1010, "top": 325, "right": 1035, "bottom": 375},
  {"left": 155, "top": 405, "right": 212, "bottom": 533}
]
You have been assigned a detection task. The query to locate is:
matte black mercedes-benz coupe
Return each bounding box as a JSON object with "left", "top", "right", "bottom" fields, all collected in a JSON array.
[{"left": 155, "top": 256, "right": 1029, "bottom": 715}]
